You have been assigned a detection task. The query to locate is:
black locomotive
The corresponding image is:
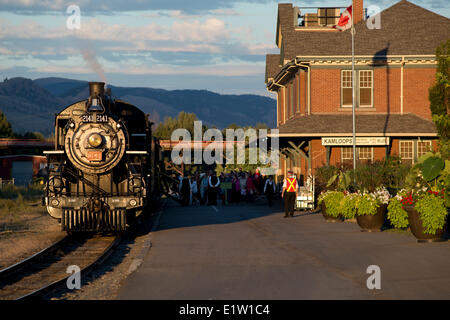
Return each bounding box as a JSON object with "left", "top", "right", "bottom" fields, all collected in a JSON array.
[{"left": 43, "top": 82, "right": 163, "bottom": 233}]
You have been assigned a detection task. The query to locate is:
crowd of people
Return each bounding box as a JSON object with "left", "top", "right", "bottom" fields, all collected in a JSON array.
[{"left": 174, "top": 169, "right": 282, "bottom": 207}]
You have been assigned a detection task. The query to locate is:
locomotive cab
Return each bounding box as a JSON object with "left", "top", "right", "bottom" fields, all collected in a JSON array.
[{"left": 43, "top": 82, "right": 156, "bottom": 233}]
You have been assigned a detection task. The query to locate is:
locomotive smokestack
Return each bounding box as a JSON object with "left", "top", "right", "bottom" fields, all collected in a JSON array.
[
  {"left": 89, "top": 82, "right": 105, "bottom": 99},
  {"left": 87, "top": 82, "right": 106, "bottom": 112}
]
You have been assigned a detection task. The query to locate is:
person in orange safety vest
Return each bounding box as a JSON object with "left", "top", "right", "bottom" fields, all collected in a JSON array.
[{"left": 281, "top": 170, "right": 299, "bottom": 218}]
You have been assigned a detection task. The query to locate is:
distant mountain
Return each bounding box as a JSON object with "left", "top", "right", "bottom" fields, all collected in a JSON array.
[{"left": 0, "top": 77, "right": 276, "bottom": 135}]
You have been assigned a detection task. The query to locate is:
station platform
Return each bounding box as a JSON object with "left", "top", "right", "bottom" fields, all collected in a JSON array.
[{"left": 118, "top": 199, "right": 450, "bottom": 299}]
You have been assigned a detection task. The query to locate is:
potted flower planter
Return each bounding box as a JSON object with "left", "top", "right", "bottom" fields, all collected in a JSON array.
[
  {"left": 356, "top": 204, "right": 387, "bottom": 232},
  {"left": 403, "top": 205, "right": 446, "bottom": 242},
  {"left": 321, "top": 202, "right": 343, "bottom": 223}
]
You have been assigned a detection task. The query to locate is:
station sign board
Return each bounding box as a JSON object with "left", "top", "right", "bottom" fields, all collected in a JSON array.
[{"left": 321, "top": 137, "right": 390, "bottom": 146}]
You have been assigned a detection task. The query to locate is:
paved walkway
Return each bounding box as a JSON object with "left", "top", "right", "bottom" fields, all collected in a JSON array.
[{"left": 118, "top": 199, "right": 450, "bottom": 299}]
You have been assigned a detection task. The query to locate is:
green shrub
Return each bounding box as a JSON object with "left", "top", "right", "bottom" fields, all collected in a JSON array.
[
  {"left": 381, "top": 157, "right": 410, "bottom": 195},
  {"left": 315, "top": 165, "right": 338, "bottom": 193},
  {"left": 356, "top": 194, "right": 380, "bottom": 216},
  {"left": 387, "top": 198, "right": 409, "bottom": 229},
  {"left": 0, "top": 183, "right": 44, "bottom": 200},
  {"left": 405, "top": 152, "right": 449, "bottom": 207},
  {"left": 318, "top": 191, "right": 344, "bottom": 218},
  {"left": 415, "top": 193, "right": 448, "bottom": 235},
  {"left": 341, "top": 193, "right": 359, "bottom": 219},
  {"left": 327, "top": 169, "right": 351, "bottom": 192},
  {"left": 353, "top": 162, "right": 386, "bottom": 193}
]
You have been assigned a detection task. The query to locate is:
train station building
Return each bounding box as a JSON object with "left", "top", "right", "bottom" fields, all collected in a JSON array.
[{"left": 265, "top": 0, "right": 450, "bottom": 178}]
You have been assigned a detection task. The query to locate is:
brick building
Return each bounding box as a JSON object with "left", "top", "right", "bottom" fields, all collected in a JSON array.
[
  {"left": 0, "top": 139, "right": 52, "bottom": 185},
  {"left": 265, "top": 0, "right": 450, "bottom": 179},
  {"left": 0, "top": 155, "right": 47, "bottom": 185}
]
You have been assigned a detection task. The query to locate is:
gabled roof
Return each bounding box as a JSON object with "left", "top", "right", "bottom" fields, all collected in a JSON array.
[
  {"left": 276, "top": 113, "right": 437, "bottom": 136},
  {"left": 277, "top": 0, "right": 450, "bottom": 60},
  {"left": 265, "top": 54, "right": 282, "bottom": 84}
]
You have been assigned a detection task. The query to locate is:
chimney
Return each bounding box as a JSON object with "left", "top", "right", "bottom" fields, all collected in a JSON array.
[
  {"left": 89, "top": 82, "right": 105, "bottom": 99},
  {"left": 353, "top": 0, "right": 364, "bottom": 24},
  {"left": 87, "top": 82, "right": 105, "bottom": 112}
]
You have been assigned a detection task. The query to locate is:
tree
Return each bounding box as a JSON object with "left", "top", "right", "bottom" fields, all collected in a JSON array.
[
  {"left": 13, "top": 131, "right": 45, "bottom": 140},
  {"left": 0, "top": 110, "right": 13, "bottom": 138},
  {"left": 154, "top": 111, "right": 207, "bottom": 140},
  {"left": 255, "top": 122, "right": 269, "bottom": 130},
  {"left": 429, "top": 40, "right": 450, "bottom": 159}
]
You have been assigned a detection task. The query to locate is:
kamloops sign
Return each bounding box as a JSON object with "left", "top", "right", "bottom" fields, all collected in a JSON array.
[{"left": 321, "top": 137, "right": 390, "bottom": 146}]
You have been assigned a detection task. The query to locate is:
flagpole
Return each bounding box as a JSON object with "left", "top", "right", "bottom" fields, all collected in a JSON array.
[{"left": 351, "top": 0, "right": 356, "bottom": 178}]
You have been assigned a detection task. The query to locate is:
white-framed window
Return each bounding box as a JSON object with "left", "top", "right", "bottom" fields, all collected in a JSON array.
[
  {"left": 341, "top": 70, "right": 373, "bottom": 108},
  {"left": 341, "top": 147, "right": 353, "bottom": 160},
  {"left": 341, "top": 70, "right": 353, "bottom": 107},
  {"left": 359, "top": 70, "right": 373, "bottom": 107},
  {"left": 399, "top": 140, "right": 414, "bottom": 165},
  {"left": 358, "top": 147, "right": 373, "bottom": 161},
  {"left": 341, "top": 147, "right": 373, "bottom": 162},
  {"left": 417, "top": 140, "right": 432, "bottom": 158}
]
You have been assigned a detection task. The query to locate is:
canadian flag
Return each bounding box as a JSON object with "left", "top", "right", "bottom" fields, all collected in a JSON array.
[{"left": 333, "top": 5, "right": 352, "bottom": 31}]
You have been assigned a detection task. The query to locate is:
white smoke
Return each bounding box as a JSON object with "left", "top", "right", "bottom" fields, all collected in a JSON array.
[{"left": 80, "top": 42, "right": 107, "bottom": 87}]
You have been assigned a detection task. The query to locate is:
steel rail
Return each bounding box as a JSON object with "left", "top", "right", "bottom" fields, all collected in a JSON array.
[
  {"left": 0, "top": 235, "right": 121, "bottom": 300},
  {"left": 16, "top": 235, "right": 121, "bottom": 300},
  {"left": 0, "top": 236, "right": 69, "bottom": 281}
]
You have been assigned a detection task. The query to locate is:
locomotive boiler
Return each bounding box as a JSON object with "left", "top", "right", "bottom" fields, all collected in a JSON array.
[{"left": 43, "top": 82, "right": 162, "bottom": 233}]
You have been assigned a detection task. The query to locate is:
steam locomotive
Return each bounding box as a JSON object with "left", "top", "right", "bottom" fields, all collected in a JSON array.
[{"left": 43, "top": 82, "right": 163, "bottom": 233}]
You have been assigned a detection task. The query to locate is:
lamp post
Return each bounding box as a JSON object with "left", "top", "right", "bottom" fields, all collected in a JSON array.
[{"left": 351, "top": 0, "right": 357, "bottom": 179}]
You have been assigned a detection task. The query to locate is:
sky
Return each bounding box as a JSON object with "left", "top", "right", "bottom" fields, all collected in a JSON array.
[{"left": 0, "top": 0, "right": 449, "bottom": 96}]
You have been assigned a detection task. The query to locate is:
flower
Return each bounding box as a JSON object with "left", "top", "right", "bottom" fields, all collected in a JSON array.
[{"left": 372, "top": 186, "right": 391, "bottom": 204}]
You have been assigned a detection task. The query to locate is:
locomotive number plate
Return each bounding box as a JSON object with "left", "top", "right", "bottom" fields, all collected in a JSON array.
[
  {"left": 81, "top": 114, "right": 108, "bottom": 122},
  {"left": 86, "top": 151, "right": 103, "bottom": 161}
]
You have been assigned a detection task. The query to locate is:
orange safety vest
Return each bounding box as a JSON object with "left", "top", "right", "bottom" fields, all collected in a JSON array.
[{"left": 286, "top": 177, "right": 297, "bottom": 192}]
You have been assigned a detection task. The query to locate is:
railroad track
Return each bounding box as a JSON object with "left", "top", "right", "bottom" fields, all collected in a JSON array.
[{"left": 0, "top": 234, "right": 121, "bottom": 300}]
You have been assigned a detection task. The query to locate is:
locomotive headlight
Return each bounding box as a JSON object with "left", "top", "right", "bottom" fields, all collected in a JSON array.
[
  {"left": 88, "top": 133, "right": 103, "bottom": 148},
  {"left": 129, "top": 199, "right": 137, "bottom": 207}
]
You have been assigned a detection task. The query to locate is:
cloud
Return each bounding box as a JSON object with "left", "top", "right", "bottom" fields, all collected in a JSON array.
[
  {"left": 0, "top": 16, "right": 231, "bottom": 43},
  {"left": 0, "top": 15, "right": 275, "bottom": 57},
  {"left": 0, "top": 0, "right": 272, "bottom": 14},
  {"left": 0, "top": 13, "right": 274, "bottom": 81},
  {"left": 0, "top": 0, "right": 281, "bottom": 95},
  {"left": 27, "top": 61, "right": 264, "bottom": 77}
]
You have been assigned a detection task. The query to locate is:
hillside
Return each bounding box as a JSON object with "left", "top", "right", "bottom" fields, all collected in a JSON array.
[{"left": 0, "top": 77, "right": 276, "bottom": 135}]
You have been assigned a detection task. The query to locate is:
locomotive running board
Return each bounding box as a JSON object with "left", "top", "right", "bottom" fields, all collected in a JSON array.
[{"left": 61, "top": 208, "right": 126, "bottom": 232}]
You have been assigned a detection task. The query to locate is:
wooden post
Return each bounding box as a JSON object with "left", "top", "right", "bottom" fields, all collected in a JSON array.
[
  {"left": 414, "top": 139, "right": 418, "bottom": 164},
  {"left": 326, "top": 146, "right": 331, "bottom": 166},
  {"left": 307, "top": 140, "right": 312, "bottom": 173}
]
